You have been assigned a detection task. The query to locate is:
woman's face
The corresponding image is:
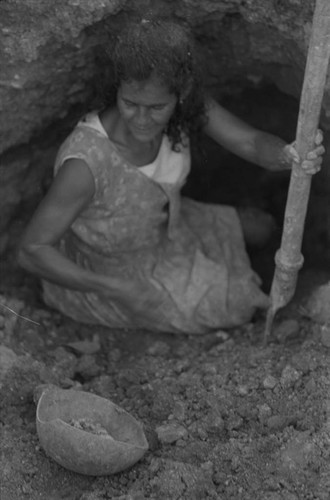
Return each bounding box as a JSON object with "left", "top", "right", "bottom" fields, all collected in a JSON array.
[{"left": 117, "top": 77, "right": 177, "bottom": 143}]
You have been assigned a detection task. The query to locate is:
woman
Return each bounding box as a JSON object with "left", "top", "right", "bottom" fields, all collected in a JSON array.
[{"left": 18, "top": 17, "right": 324, "bottom": 334}]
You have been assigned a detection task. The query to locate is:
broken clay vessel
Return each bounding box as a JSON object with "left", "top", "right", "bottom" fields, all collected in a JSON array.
[{"left": 35, "top": 385, "right": 149, "bottom": 475}]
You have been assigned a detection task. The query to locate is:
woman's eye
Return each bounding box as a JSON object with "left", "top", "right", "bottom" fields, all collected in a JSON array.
[{"left": 123, "top": 100, "right": 135, "bottom": 107}]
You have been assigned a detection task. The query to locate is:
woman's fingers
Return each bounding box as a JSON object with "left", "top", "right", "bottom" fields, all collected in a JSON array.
[
  {"left": 315, "top": 128, "right": 324, "bottom": 145},
  {"left": 286, "top": 143, "right": 299, "bottom": 163},
  {"left": 306, "top": 145, "right": 325, "bottom": 160},
  {"left": 301, "top": 160, "right": 322, "bottom": 173},
  {"left": 285, "top": 130, "right": 324, "bottom": 174}
]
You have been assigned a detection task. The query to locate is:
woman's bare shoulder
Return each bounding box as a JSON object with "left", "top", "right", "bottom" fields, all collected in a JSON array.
[
  {"left": 52, "top": 158, "right": 96, "bottom": 203},
  {"left": 98, "top": 106, "right": 119, "bottom": 140}
]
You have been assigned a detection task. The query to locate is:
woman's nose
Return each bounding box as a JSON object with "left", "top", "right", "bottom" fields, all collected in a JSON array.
[{"left": 135, "top": 107, "right": 149, "bottom": 125}]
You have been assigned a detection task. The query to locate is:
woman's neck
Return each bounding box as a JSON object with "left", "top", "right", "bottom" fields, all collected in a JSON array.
[{"left": 99, "top": 107, "right": 163, "bottom": 166}]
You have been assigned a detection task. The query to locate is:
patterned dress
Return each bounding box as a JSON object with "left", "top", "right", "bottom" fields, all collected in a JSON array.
[{"left": 43, "top": 112, "right": 268, "bottom": 334}]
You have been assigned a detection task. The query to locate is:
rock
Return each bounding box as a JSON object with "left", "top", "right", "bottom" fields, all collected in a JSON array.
[
  {"left": 280, "top": 365, "right": 301, "bottom": 388},
  {"left": 279, "top": 431, "right": 315, "bottom": 471},
  {"left": 147, "top": 341, "right": 170, "bottom": 356},
  {"left": 51, "top": 347, "right": 78, "bottom": 379},
  {"left": 237, "top": 385, "right": 249, "bottom": 396},
  {"left": 291, "top": 352, "right": 312, "bottom": 374},
  {"left": 227, "top": 415, "right": 244, "bottom": 431},
  {"left": 108, "top": 348, "right": 122, "bottom": 363},
  {"left": 64, "top": 334, "right": 101, "bottom": 355},
  {"left": 215, "top": 330, "right": 229, "bottom": 341},
  {"left": 274, "top": 319, "right": 300, "bottom": 341},
  {"left": 172, "top": 401, "right": 186, "bottom": 421},
  {"left": 267, "top": 415, "right": 289, "bottom": 431},
  {"left": 304, "top": 377, "right": 316, "bottom": 394},
  {"left": 0, "top": 345, "right": 19, "bottom": 380},
  {"left": 174, "top": 359, "right": 191, "bottom": 374},
  {"left": 258, "top": 403, "right": 272, "bottom": 423},
  {"left": 204, "top": 413, "right": 225, "bottom": 434},
  {"left": 75, "top": 354, "right": 102, "bottom": 380},
  {"left": 156, "top": 423, "right": 188, "bottom": 444},
  {"left": 303, "top": 282, "right": 330, "bottom": 324},
  {"left": 262, "top": 374, "right": 278, "bottom": 389},
  {"left": 201, "top": 460, "right": 214, "bottom": 473}
]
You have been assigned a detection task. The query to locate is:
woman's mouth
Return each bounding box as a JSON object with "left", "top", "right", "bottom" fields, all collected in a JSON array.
[{"left": 133, "top": 126, "right": 152, "bottom": 133}]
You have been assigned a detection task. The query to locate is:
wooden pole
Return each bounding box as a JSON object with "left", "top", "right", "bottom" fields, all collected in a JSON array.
[{"left": 264, "top": 0, "right": 330, "bottom": 344}]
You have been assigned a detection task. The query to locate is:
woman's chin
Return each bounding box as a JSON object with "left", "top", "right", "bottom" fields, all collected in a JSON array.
[{"left": 130, "top": 126, "right": 163, "bottom": 143}]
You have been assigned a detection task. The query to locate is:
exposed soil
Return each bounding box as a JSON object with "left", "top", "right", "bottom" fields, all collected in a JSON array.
[{"left": 1, "top": 259, "right": 330, "bottom": 500}]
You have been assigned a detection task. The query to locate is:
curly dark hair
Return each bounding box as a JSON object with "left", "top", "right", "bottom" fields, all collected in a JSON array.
[{"left": 99, "top": 16, "right": 207, "bottom": 150}]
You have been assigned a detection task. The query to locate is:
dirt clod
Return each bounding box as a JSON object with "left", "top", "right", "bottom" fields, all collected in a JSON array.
[
  {"left": 68, "top": 418, "right": 111, "bottom": 437},
  {"left": 0, "top": 345, "right": 19, "bottom": 380}
]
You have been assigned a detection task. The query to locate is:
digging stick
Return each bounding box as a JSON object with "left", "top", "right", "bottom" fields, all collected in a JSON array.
[{"left": 263, "top": 0, "right": 330, "bottom": 345}]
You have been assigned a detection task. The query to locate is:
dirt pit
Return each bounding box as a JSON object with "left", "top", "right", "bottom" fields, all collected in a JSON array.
[
  {"left": 1, "top": 261, "right": 330, "bottom": 500},
  {"left": 1, "top": 82, "right": 330, "bottom": 499}
]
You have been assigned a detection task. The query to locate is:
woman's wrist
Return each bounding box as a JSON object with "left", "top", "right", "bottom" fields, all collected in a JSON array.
[
  {"left": 255, "top": 132, "right": 289, "bottom": 171},
  {"left": 94, "top": 274, "right": 130, "bottom": 300}
]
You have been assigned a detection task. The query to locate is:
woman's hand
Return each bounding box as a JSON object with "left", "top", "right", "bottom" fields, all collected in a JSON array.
[
  {"left": 103, "top": 275, "right": 167, "bottom": 323},
  {"left": 204, "top": 99, "right": 325, "bottom": 173},
  {"left": 282, "top": 129, "right": 325, "bottom": 174}
]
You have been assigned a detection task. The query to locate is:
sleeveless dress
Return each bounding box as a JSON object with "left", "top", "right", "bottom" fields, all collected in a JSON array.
[{"left": 42, "top": 112, "right": 268, "bottom": 334}]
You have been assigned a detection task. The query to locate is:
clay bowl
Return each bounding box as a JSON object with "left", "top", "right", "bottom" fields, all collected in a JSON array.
[{"left": 35, "top": 385, "right": 149, "bottom": 476}]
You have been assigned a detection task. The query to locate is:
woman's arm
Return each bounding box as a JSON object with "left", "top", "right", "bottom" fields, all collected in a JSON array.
[
  {"left": 18, "top": 159, "right": 124, "bottom": 298},
  {"left": 204, "top": 98, "right": 324, "bottom": 172}
]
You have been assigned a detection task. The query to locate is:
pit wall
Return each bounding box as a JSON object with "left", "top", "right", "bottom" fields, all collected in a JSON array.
[{"left": 0, "top": 0, "right": 329, "bottom": 259}]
